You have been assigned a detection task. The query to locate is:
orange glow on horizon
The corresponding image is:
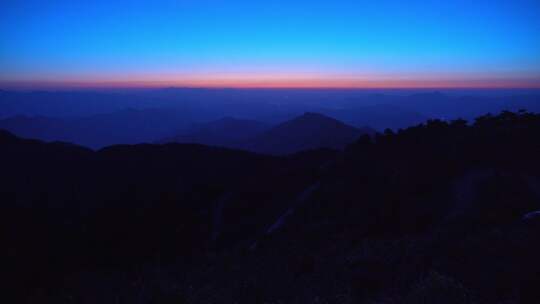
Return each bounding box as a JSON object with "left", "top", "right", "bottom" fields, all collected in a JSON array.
[{"left": 2, "top": 73, "right": 540, "bottom": 90}]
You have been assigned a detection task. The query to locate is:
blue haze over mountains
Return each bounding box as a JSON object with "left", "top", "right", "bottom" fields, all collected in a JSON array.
[
  {"left": 2, "top": 89, "right": 540, "bottom": 302},
  {"left": 0, "top": 88, "right": 539, "bottom": 150}
]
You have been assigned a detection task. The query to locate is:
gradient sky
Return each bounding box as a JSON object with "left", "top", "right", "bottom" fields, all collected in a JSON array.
[{"left": 1, "top": 0, "right": 540, "bottom": 88}]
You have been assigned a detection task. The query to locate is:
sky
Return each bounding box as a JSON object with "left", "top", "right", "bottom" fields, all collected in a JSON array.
[{"left": 1, "top": 0, "right": 540, "bottom": 89}]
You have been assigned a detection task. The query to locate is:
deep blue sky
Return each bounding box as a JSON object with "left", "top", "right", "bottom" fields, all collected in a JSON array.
[{"left": 1, "top": 0, "right": 539, "bottom": 88}]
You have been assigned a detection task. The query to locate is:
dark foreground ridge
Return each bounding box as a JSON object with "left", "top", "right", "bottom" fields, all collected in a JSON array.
[{"left": 1, "top": 110, "right": 540, "bottom": 303}]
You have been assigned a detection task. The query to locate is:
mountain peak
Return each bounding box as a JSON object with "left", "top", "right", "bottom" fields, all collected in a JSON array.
[
  {"left": 287, "top": 112, "right": 346, "bottom": 126},
  {"left": 281, "top": 112, "right": 359, "bottom": 132},
  {"left": 243, "top": 112, "right": 368, "bottom": 155},
  {"left": 297, "top": 112, "right": 335, "bottom": 120},
  {"left": 301, "top": 111, "right": 327, "bottom": 117}
]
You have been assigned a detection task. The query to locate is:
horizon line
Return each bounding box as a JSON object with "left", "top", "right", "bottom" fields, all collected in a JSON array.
[
  {"left": 2, "top": 77, "right": 540, "bottom": 91},
  {"left": 2, "top": 84, "right": 540, "bottom": 91}
]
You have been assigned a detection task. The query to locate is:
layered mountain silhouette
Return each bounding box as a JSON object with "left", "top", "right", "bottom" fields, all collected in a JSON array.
[
  {"left": 2, "top": 110, "right": 540, "bottom": 303},
  {"left": 2, "top": 89, "right": 538, "bottom": 127},
  {"left": 160, "top": 117, "right": 270, "bottom": 147},
  {"left": 1, "top": 110, "right": 540, "bottom": 303},
  {"left": 241, "top": 112, "right": 375, "bottom": 155},
  {"left": 0, "top": 110, "right": 373, "bottom": 153},
  {"left": 162, "top": 112, "right": 374, "bottom": 155},
  {"left": 1, "top": 90, "right": 539, "bottom": 153},
  {"left": 0, "top": 108, "right": 191, "bottom": 148},
  {"left": 2, "top": 89, "right": 540, "bottom": 303}
]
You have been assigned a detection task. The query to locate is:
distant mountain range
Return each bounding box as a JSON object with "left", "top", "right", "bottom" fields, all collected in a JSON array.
[
  {"left": 1, "top": 89, "right": 539, "bottom": 150},
  {"left": 0, "top": 111, "right": 374, "bottom": 154},
  {"left": 1, "top": 89, "right": 539, "bottom": 123},
  {"left": 162, "top": 113, "right": 375, "bottom": 155},
  {"left": 0, "top": 108, "right": 190, "bottom": 148},
  {"left": 160, "top": 117, "right": 271, "bottom": 148},
  {"left": 240, "top": 112, "right": 374, "bottom": 155}
]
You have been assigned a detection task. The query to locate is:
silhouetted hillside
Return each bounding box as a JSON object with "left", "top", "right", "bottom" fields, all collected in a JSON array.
[
  {"left": 1, "top": 110, "right": 540, "bottom": 303},
  {"left": 242, "top": 112, "right": 375, "bottom": 155}
]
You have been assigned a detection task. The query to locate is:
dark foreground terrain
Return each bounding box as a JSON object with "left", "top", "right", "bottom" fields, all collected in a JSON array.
[{"left": 1, "top": 110, "right": 540, "bottom": 303}]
